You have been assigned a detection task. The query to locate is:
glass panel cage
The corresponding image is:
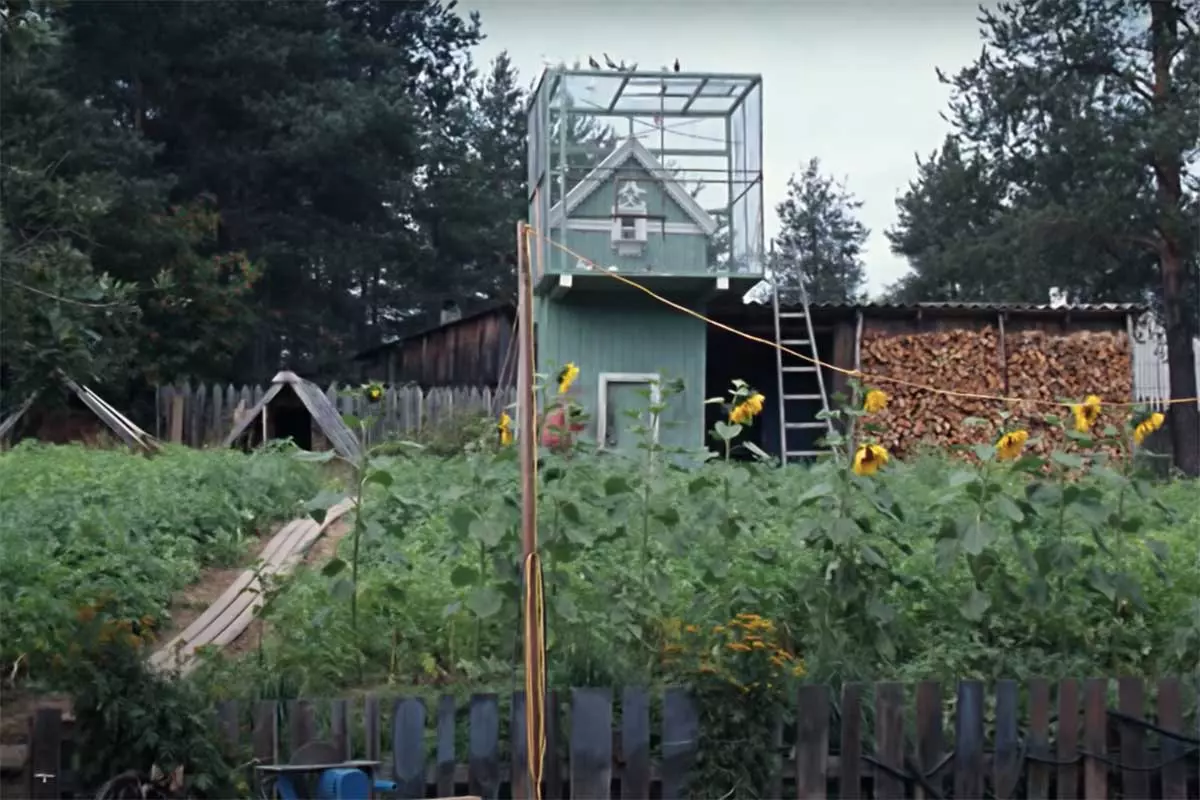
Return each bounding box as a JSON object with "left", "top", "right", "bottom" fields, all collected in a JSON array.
[{"left": 527, "top": 69, "right": 764, "bottom": 278}]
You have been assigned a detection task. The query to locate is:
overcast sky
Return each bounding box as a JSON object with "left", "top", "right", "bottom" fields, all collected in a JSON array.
[{"left": 467, "top": 0, "right": 990, "bottom": 295}]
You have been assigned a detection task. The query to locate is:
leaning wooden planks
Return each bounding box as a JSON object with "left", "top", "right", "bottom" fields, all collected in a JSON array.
[{"left": 150, "top": 500, "right": 354, "bottom": 675}]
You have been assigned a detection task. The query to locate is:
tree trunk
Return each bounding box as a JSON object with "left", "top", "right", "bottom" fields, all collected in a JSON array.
[{"left": 1150, "top": 0, "right": 1199, "bottom": 476}]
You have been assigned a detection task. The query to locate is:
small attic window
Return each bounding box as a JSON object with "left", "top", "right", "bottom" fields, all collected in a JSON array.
[{"left": 618, "top": 216, "right": 638, "bottom": 240}]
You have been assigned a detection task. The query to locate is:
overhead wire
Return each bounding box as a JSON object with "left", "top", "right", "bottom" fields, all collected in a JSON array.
[{"left": 527, "top": 226, "right": 1200, "bottom": 410}]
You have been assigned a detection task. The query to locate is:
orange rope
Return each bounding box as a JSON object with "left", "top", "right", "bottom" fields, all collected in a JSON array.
[{"left": 529, "top": 227, "right": 1199, "bottom": 410}]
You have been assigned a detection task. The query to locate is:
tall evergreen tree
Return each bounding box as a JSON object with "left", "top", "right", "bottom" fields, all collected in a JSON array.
[
  {"left": 887, "top": 0, "right": 1199, "bottom": 474},
  {"left": 464, "top": 51, "right": 526, "bottom": 301},
  {"left": 771, "top": 158, "right": 869, "bottom": 305}
]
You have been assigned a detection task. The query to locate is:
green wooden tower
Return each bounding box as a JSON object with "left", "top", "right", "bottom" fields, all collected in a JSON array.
[{"left": 526, "top": 66, "right": 764, "bottom": 453}]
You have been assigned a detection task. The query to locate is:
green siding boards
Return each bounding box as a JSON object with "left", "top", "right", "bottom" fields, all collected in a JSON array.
[
  {"left": 547, "top": 162, "right": 712, "bottom": 275},
  {"left": 557, "top": 230, "right": 708, "bottom": 275},
  {"left": 570, "top": 164, "right": 695, "bottom": 224},
  {"left": 536, "top": 295, "right": 705, "bottom": 452}
]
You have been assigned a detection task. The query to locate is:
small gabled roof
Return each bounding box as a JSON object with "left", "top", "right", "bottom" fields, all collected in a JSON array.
[
  {"left": 548, "top": 137, "right": 719, "bottom": 236},
  {"left": 0, "top": 372, "right": 159, "bottom": 452},
  {"left": 222, "top": 371, "right": 362, "bottom": 460}
]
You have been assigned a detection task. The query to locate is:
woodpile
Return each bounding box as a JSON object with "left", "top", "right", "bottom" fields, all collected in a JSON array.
[{"left": 859, "top": 326, "right": 1132, "bottom": 460}]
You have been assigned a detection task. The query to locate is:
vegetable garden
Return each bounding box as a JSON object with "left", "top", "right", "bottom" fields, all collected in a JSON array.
[
  {"left": 0, "top": 442, "right": 318, "bottom": 690},
  {"left": 193, "top": 381, "right": 1200, "bottom": 796},
  {"left": 3, "top": 380, "right": 1198, "bottom": 797}
]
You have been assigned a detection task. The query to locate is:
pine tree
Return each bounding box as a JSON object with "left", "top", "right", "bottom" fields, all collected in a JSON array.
[
  {"left": 886, "top": 0, "right": 1199, "bottom": 474},
  {"left": 772, "top": 158, "right": 869, "bottom": 305}
]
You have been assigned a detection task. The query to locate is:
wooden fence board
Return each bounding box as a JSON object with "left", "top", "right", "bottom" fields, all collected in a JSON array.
[
  {"left": 914, "top": 680, "right": 942, "bottom": 800},
  {"left": 795, "top": 683, "right": 829, "bottom": 799},
  {"left": 1057, "top": 679, "right": 1080, "bottom": 800},
  {"left": 392, "top": 697, "right": 426, "bottom": 799},
  {"left": 510, "top": 691, "right": 528, "bottom": 800},
  {"left": 839, "top": 682, "right": 862, "bottom": 800},
  {"left": 467, "top": 694, "right": 499, "bottom": 799},
  {"left": 155, "top": 382, "right": 517, "bottom": 448},
  {"left": 364, "top": 695, "right": 381, "bottom": 765},
  {"left": 1156, "top": 677, "right": 1186, "bottom": 800},
  {"left": 660, "top": 688, "right": 697, "bottom": 800},
  {"left": 1084, "top": 678, "right": 1108, "bottom": 798},
  {"left": 288, "top": 699, "right": 315, "bottom": 754},
  {"left": 994, "top": 679, "right": 1021, "bottom": 799},
  {"left": 544, "top": 690, "right": 564, "bottom": 800},
  {"left": 874, "top": 682, "right": 904, "bottom": 800},
  {"left": 954, "top": 680, "right": 984, "bottom": 798},
  {"left": 1027, "top": 678, "right": 1051, "bottom": 800},
  {"left": 620, "top": 687, "right": 650, "bottom": 800},
  {"left": 1119, "top": 676, "right": 1148, "bottom": 798},
  {"left": 571, "top": 688, "right": 613, "bottom": 800},
  {"left": 435, "top": 695, "right": 456, "bottom": 798},
  {"left": 17, "top": 680, "right": 1200, "bottom": 799}
]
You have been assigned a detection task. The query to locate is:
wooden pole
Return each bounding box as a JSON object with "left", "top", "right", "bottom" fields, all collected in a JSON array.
[{"left": 516, "top": 221, "right": 544, "bottom": 800}]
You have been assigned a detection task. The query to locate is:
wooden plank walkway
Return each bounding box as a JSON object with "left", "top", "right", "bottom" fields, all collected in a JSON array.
[{"left": 149, "top": 500, "right": 354, "bottom": 676}]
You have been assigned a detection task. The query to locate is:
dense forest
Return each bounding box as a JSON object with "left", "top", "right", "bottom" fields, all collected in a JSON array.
[{"left": 2, "top": 0, "right": 1197, "bottom": 467}]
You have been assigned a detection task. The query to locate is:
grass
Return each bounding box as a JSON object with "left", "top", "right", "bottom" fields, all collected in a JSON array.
[{"left": 0, "top": 441, "right": 319, "bottom": 687}]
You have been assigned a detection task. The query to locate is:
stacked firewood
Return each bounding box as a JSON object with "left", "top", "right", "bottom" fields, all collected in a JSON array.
[{"left": 858, "top": 326, "right": 1132, "bottom": 460}]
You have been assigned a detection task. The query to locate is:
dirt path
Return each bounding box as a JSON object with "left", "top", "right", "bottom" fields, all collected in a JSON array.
[{"left": 153, "top": 526, "right": 281, "bottom": 648}]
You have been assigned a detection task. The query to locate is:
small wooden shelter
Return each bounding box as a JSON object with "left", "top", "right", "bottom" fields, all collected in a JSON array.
[
  {"left": 0, "top": 373, "right": 158, "bottom": 452},
  {"left": 222, "top": 371, "right": 361, "bottom": 460}
]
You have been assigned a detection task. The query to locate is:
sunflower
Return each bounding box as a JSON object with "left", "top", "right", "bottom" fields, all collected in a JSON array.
[
  {"left": 996, "top": 429, "right": 1029, "bottom": 461},
  {"left": 557, "top": 363, "right": 579, "bottom": 395},
  {"left": 497, "top": 412, "right": 513, "bottom": 446},
  {"left": 1071, "top": 394, "right": 1102, "bottom": 433},
  {"left": 729, "top": 391, "right": 765, "bottom": 425},
  {"left": 1133, "top": 411, "right": 1165, "bottom": 445},
  {"left": 852, "top": 443, "right": 889, "bottom": 476},
  {"left": 863, "top": 389, "right": 889, "bottom": 414}
]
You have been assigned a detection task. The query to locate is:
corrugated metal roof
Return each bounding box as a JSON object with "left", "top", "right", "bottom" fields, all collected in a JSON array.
[{"left": 777, "top": 300, "right": 1147, "bottom": 315}]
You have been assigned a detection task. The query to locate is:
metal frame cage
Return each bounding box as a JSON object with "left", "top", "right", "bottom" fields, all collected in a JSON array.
[{"left": 527, "top": 69, "right": 764, "bottom": 277}]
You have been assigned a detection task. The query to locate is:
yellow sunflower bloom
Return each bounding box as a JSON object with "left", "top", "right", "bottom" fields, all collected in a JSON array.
[
  {"left": 729, "top": 392, "right": 765, "bottom": 425},
  {"left": 1133, "top": 412, "right": 1165, "bottom": 445},
  {"left": 557, "top": 363, "right": 579, "bottom": 394},
  {"left": 996, "top": 429, "right": 1029, "bottom": 461},
  {"left": 863, "top": 389, "right": 889, "bottom": 414},
  {"left": 1071, "top": 394, "right": 1102, "bottom": 432},
  {"left": 497, "top": 412, "right": 513, "bottom": 446},
  {"left": 852, "top": 443, "right": 889, "bottom": 476}
]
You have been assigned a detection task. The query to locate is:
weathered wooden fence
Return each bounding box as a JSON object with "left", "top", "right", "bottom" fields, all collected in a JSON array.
[
  {"left": 154, "top": 383, "right": 515, "bottom": 448},
  {"left": 19, "top": 678, "right": 1200, "bottom": 798}
]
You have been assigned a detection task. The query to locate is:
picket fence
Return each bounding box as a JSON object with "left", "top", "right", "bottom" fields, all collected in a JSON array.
[
  {"left": 154, "top": 383, "right": 515, "bottom": 448},
  {"left": 20, "top": 678, "right": 1200, "bottom": 799}
]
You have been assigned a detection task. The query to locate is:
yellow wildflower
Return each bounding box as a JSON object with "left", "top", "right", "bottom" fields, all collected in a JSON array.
[
  {"left": 684, "top": 624, "right": 699, "bottom": 633},
  {"left": 852, "top": 443, "right": 889, "bottom": 476},
  {"left": 1133, "top": 412, "right": 1165, "bottom": 445},
  {"left": 1071, "top": 395, "right": 1102, "bottom": 432},
  {"left": 497, "top": 412, "right": 513, "bottom": 446},
  {"left": 699, "top": 663, "right": 716, "bottom": 674},
  {"left": 791, "top": 662, "right": 807, "bottom": 677},
  {"left": 995, "top": 429, "right": 1029, "bottom": 461},
  {"left": 751, "top": 640, "right": 765, "bottom": 649},
  {"left": 726, "top": 642, "right": 752, "bottom": 652},
  {"left": 863, "top": 389, "right": 889, "bottom": 414},
  {"left": 557, "top": 363, "right": 579, "bottom": 394},
  {"left": 365, "top": 383, "right": 384, "bottom": 403}
]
